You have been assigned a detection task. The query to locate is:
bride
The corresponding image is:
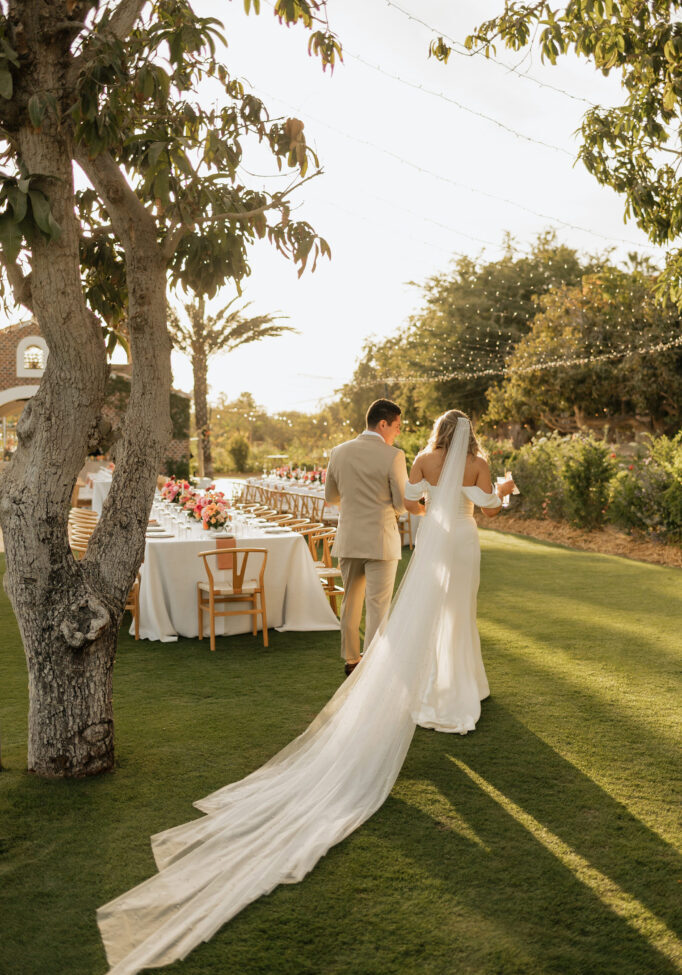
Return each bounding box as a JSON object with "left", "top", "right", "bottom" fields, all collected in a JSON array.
[
  {"left": 98, "top": 412, "right": 515, "bottom": 974},
  {"left": 405, "top": 408, "right": 508, "bottom": 733}
]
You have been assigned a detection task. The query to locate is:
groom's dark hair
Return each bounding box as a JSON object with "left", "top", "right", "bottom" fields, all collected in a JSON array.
[{"left": 366, "top": 399, "right": 401, "bottom": 429}]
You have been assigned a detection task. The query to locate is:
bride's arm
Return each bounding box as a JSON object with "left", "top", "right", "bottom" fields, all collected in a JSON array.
[
  {"left": 475, "top": 458, "right": 504, "bottom": 518},
  {"left": 404, "top": 454, "right": 426, "bottom": 516}
]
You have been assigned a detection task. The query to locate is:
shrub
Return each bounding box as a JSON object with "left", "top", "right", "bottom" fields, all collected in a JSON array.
[
  {"left": 479, "top": 436, "right": 515, "bottom": 477},
  {"left": 608, "top": 468, "right": 650, "bottom": 533},
  {"left": 607, "top": 433, "right": 682, "bottom": 540},
  {"left": 163, "top": 455, "right": 190, "bottom": 480},
  {"left": 509, "top": 433, "right": 567, "bottom": 519},
  {"left": 562, "top": 437, "right": 614, "bottom": 529},
  {"left": 647, "top": 433, "right": 682, "bottom": 540},
  {"left": 229, "top": 434, "right": 250, "bottom": 472}
]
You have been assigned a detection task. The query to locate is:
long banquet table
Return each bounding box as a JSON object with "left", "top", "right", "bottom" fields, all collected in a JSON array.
[
  {"left": 134, "top": 524, "right": 340, "bottom": 642},
  {"left": 244, "top": 477, "right": 420, "bottom": 543}
]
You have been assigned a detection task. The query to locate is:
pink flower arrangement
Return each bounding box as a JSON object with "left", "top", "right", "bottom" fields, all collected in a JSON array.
[
  {"left": 184, "top": 490, "right": 231, "bottom": 528},
  {"left": 161, "top": 477, "right": 195, "bottom": 504},
  {"left": 270, "top": 465, "right": 327, "bottom": 484},
  {"left": 200, "top": 498, "right": 230, "bottom": 530},
  {"left": 160, "top": 477, "right": 181, "bottom": 502}
]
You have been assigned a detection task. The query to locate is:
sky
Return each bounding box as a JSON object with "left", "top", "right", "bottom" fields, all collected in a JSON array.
[
  {"left": 4, "top": 1, "right": 669, "bottom": 414},
  {"left": 162, "top": 0, "right": 665, "bottom": 414}
]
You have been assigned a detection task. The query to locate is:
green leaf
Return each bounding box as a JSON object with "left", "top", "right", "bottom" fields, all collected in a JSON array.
[
  {"left": 28, "top": 189, "right": 61, "bottom": 240},
  {"left": 663, "top": 85, "right": 676, "bottom": 112},
  {"left": 148, "top": 141, "right": 167, "bottom": 168},
  {"left": 0, "top": 67, "right": 12, "bottom": 100},
  {"left": 0, "top": 211, "right": 24, "bottom": 262},
  {"left": 7, "top": 184, "right": 27, "bottom": 223},
  {"left": 28, "top": 94, "right": 46, "bottom": 130}
]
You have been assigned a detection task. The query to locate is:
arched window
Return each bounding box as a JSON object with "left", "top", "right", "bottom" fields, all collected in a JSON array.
[
  {"left": 23, "top": 345, "right": 44, "bottom": 371},
  {"left": 16, "top": 335, "right": 48, "bottom": 378}
]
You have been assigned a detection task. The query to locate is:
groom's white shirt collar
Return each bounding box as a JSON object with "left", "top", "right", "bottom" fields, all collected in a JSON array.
[{"left": 360, "top": 430, "right": 384, "bottom": 441}]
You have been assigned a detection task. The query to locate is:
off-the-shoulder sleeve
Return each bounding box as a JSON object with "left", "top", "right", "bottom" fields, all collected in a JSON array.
[
  {"left": 462, "top": 485, "right": 501, "bottom": 509},
  {"left": 404, "top": 479, "right": 427, "bottom": 501}
]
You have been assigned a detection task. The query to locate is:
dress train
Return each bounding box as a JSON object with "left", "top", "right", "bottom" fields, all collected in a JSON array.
[{"left": 97, "top": 419, "right": 498, "bottom": 974}]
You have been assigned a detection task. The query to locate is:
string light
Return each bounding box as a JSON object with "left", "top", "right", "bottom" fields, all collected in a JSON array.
[
  {"left": 384, "top": 0, "right": 596, "bottom": 106},
  {"left": 344, "top": 49, "right": 574, "bottom": 157},
  {"left": 255, "top": 85, "right": 661, "bottom": 252},
  {"left": 347, "top": 333, "right": 682, "bottom": 389}
]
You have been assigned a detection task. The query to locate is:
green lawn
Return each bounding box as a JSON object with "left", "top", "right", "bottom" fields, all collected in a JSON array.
[{"left": 1, "top": 533, "right": 681, "bottom": 975}]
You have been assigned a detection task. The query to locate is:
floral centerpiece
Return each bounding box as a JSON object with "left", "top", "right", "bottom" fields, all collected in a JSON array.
[
  {"left": 300, "top": 467, "right": 326, "bottom": 485},
  {"left": 160, "top": 476, "right": 194, "bottom": 503},
  {"left": 269, "top": 465, "right": 326, "bottom": 485},
  {"left": 183, "top": 489, "right": 231, "bottom": 529},
  {"left": 199, "top": 496, "right": 231, "bottom": 531}
]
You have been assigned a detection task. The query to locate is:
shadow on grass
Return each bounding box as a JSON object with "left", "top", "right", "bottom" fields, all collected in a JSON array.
[
  {"left": 2, "top": 545, "right": 681, "bottom": 975},
  {"left": 135, "top": 699, "right": 682, "bottom": 975}
]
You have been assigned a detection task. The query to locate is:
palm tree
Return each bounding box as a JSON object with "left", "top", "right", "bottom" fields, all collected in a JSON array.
[{"left": 168, "top": 295, "right": 290, "bottom": 477}]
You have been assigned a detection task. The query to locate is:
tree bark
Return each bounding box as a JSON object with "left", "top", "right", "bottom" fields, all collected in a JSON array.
[
  {"left": 190, "top": 299, "right": 213, "bottom": 479},
  {"left": 192, "top": 348, "right": 213, "bottom": 479},
  {"left": 0, "top": 18, "right": 115, "bottom": 775},
  {"left": 0, "top": 9, "right": 172, "bottom": 776}
]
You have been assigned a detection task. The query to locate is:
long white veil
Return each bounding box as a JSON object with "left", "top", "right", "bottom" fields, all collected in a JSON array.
[{"left": 98, "top": 418, "right": 472, "bottom": 975}]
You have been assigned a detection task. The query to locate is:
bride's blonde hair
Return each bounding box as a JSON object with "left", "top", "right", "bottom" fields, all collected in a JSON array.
[{"left": 427, "top": 409, "right": 486, "bottom": 458}]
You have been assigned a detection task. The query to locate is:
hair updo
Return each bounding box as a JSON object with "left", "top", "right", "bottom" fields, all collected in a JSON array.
[{"left": 426, "top": 409, "right": 486, "bottom": 458}]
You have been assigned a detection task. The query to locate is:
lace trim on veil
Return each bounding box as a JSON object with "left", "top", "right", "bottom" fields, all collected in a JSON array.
[{"left": 97, "top": 419, "right": 472, "bottom": 975}]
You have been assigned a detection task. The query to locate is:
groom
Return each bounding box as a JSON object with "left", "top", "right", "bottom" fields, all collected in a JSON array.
[{"left": 325, "top": 399, "right": 408, "bottom": 676}]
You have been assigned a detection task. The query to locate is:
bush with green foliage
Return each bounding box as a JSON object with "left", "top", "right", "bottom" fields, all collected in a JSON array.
[
  {"left": 229, "top": 434, "right": 250, "bottom": 473},
  {"left": 608, "top": 434, "right": 682, "bottom": 541},
  {"left": 508, "top": 434, "right": 568, "bottom": 520},
  {"left": 505, "top": 432, "right": 681, "bottom": 541},
  {"left": 163, "top": 455, "right": 190, "bottom": 480},
  {"left": 562, "top": 438, "right": 615, "bottom": 530}
]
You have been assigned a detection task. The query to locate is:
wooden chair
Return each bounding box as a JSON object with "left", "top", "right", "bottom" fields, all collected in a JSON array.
[
  {"left": 298, "top": 494, "right": 326, "bottom": 522},
  {"left": 282, "top": 492, "right": 302, "bottom": 518},
  {"left": 233, "top": 502, "right": 261, "bottom": 513},
  {"left": 69, "top": 506, "right": 99, "bottom": 526},
  {"left": 71, "top": 477, "right": 93, "bottom": 508},
  {"left": 295, "top": 522, "right": 325, "bottom": 556},
  {"left": 197, "top": 548, "right": 269, "bottom": 651},
  {"left": 262, "top": 513, "right": 298, "bottom": 525},
  {"left": 286, "top": 519, "right": 311, "bottom": 532},
  {"left": 125, "top": 572, "right": 141, "bottom": 640},
  {"left": 242, "top": 484, "right": 258, "bottom": 504},
  {"left": 68, "top": 507, "right": 99, "bottom": 557},
  {"left": 310, "top": 527, "right": 344, "bottom": 615}
]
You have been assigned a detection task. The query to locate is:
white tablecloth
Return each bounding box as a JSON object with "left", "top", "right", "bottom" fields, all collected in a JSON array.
[
  {"left": 90, "top": 470, "right": 113, "bottom": 514},
  {"left": 134, "top": 526, "right": 340, "bottom": 642},
  {"left": 249, "top": 477, "right": 420, "bottom": 542}
]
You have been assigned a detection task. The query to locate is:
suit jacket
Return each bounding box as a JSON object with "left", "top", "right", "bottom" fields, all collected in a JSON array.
[{"left": 325, "top": 434, "right": 408, "bottom": 560}]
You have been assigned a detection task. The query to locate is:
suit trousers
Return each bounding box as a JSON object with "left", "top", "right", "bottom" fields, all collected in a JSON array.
[{"left": 338, "top": 557, "right": 399, "bottom": 663}]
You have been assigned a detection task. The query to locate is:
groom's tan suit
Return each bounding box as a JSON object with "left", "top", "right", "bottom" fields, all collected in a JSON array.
[{"left": 324, "top": 432, "right": 408, "bottom": 663}]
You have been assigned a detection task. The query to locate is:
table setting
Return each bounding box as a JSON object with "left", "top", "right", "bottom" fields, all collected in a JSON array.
[
  {"left": 134, "top": 496, "right": 340, "bottom": 642},
  {"left": 88, "top": 467, "right": 114, "bottom": 515}
]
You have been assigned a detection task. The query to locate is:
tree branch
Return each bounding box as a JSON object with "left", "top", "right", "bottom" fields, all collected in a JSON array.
[
  {"left": 67, "top": 0, "right": 147, "bottom": 87},
  {"left": 161, "top": 170, "right": 323, "bottom": 261},
  {"left": 0, "top": 252, "right": 34, "bottom": 312},
  {"left": 74, "top": 150, "right": 157, "bottom": 250}
]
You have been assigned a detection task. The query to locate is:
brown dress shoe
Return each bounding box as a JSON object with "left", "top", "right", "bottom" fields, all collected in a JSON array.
[{"left": 344, "top": 661, "right": 360, "bottom": 677}]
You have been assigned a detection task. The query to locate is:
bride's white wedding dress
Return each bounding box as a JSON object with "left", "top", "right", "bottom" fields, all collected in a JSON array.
[
  {"left": 98, "top": 418, "right": 500, "bottom": 974},
  {"left": 405, "top": 478, "right": 493, "bottom": 734}
]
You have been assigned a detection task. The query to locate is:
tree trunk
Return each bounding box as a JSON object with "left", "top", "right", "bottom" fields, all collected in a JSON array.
[
  {"left": 0, "top": 15, "right": 172, "bottom": 775},
  {"left": 192, "top": 348, "right": 213, "bottom": 478},
  {"left": 0, "top": 62, "right": 115, "bottom": 774}
]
